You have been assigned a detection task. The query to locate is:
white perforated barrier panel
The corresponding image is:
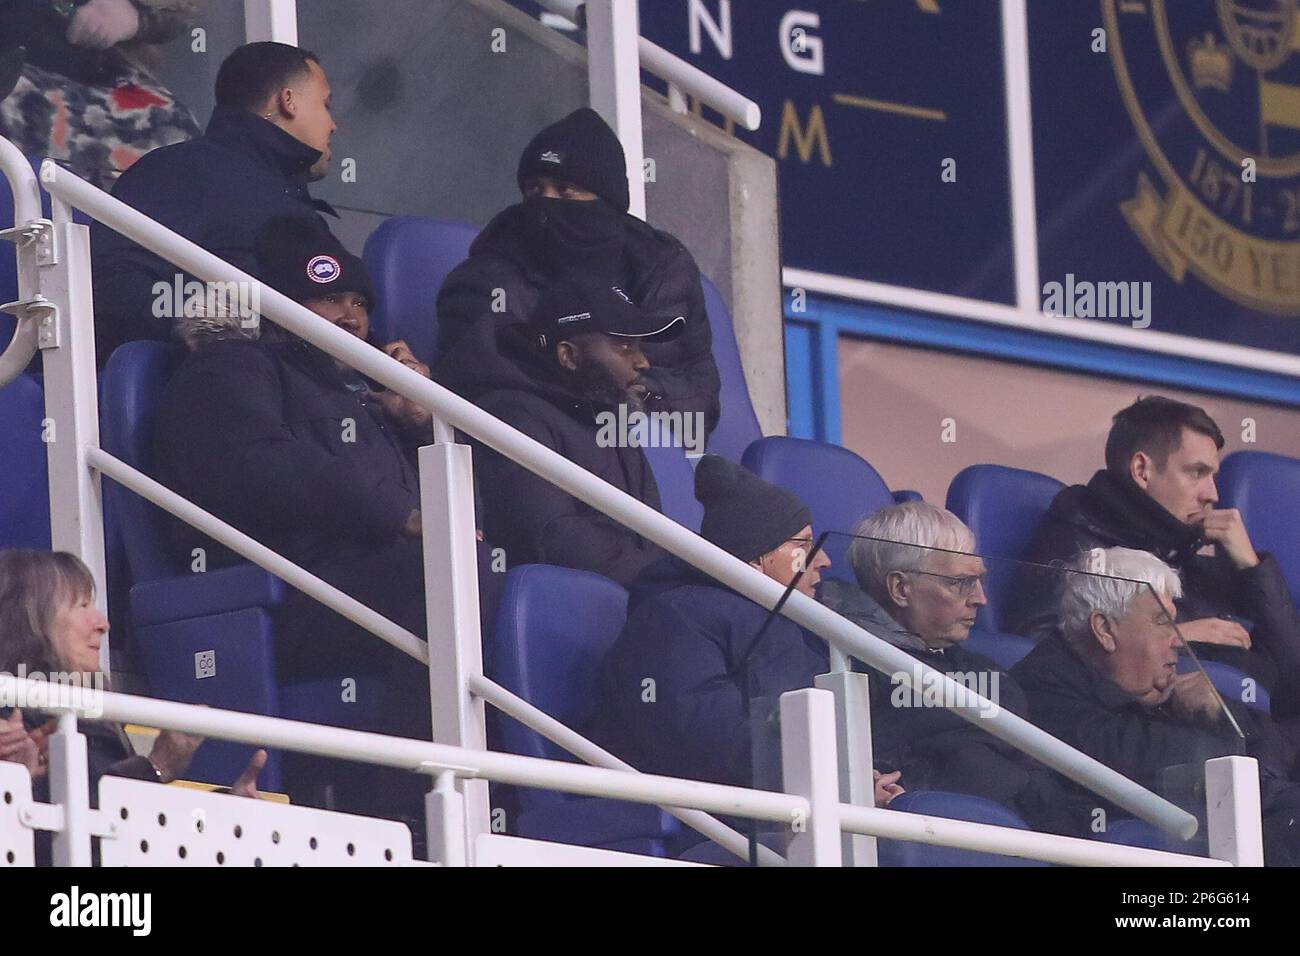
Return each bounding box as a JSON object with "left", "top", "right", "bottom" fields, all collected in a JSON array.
[
  {"left": 0, "top": 763, "right": 36, "bottom": 868},
  {"left": 98, "top": 778, "right": 414, "bottom": 867}
]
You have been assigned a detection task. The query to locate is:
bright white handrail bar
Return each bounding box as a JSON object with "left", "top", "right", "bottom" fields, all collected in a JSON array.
[
  {"left": 0, "top": 136, "right": 44, "bottom": 385},
  {"left": 88, "top": 447, "right": 429, "bottom": 663},
  {"left": 837, "top": 804, "right": 1226, "bottom": 869},
  {"left": 0, "top": 675, "right": 803, "bottom": 822},
  {"left": 0, "top": 137, "right": 40, "bottom": 228},
  {"left": 90, "top": 417, "right": 774, "bottom": 861},
  {"left": 469, "top": 673, "right": 783, "bottom": 866},
  {"left": 89, "top": 443, "right": 778, "bottom": 863},
  {"left": 3, "top": 675, "right": 1218, "bottom": 868},
  {"left": 534, "top": 0, "right": 761, "bottom": 130},
  {"left": 39, "top": 161, "right": 1196, "bottom": 841}
]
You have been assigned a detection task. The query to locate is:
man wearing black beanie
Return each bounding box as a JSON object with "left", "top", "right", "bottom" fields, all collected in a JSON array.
[
  {"left": 592, "top": 455, "right": 832, "bottom": 805},
  {"left": 436, "top": 107, "right": 721, "bottom": 440}
]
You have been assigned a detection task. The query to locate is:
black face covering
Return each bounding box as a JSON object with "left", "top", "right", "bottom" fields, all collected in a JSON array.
[{"left": 518, "top": 196, "right": 627, "bottom": 279}]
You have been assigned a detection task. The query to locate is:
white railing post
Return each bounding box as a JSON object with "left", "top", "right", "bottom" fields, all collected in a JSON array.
[
  {"left": 1205, "top": 755, "right": 1265, "bottom": 867},
  {"left": 999, "top": 0, "right": 1041, "bottom": 315},
  {"left": 584, "top": 0, "right": 647, "bottom": 220},
  {"left": 426, "top": 771, "right": 468, "bottom": 867},
  {"left": 418, "top": 442, "right": 491, "bottom": 864},
  {"left": 48, "top": 712, "right": 92, "bottom": 867},
  {"left": 815, "top": 671, "right": 877, "bottom": 866},
  {"left": 780, "top": 688, "right": 842, "bottom": 866},
  {"left": 243, "top": 0, "right": 299, "bottom": 44},
  {"left": 37, "top": 190, "right": 109, "bottom": 669}
]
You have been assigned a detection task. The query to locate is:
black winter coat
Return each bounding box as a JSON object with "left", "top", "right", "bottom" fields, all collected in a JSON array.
[
  {"left": 1012, "top": 634, "right": 1300, "bottom": 862},
  {"left": 591, "top": 556, "right": 829, "bottom": 789},
  {"left": 435, "top": 313, "right": 664, "bottom": 586},
  {"left": 154, "top": 336, "right": 420, "bottom": 571},
  {"left": 1004, "top": 470, "right": 1300, "bottom": 689},
  {"left": 818, "top": 579, "right": 1093, "bottom": 836},
  {"left": 436, "top": 202, "right": 721, "bottom": 435},
  {"left": 91, "top": 105, "right": 337, "bottom": 365}
]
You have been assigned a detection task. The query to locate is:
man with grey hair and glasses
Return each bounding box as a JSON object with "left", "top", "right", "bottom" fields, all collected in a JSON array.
[
  {"left": 1013, "top": 546, "right": 1300, "bottom": 864},
  {"left": 820, "top": 501, "right": 1091, "bottom": 836}
]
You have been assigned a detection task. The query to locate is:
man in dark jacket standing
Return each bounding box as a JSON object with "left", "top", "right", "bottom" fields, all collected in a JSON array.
[
  {"left": 437, "top": 278, "right": 681, "bottom": 585},
  {"left": 821, "top": 501, "right": 1092, "bottom": 836},
  {"left": 592, "top": 455, "right": 832, "bottom": 790},
  {"left": 436, "top": 108, "right": 722, "bottom": 437},
  {"left": 1005, "top": 396, "right": 1300, "bottom": 711},
  {"left": 1013, "top": 547, "right": 1300, "bottom": 864},
  {"left": 92, "top": 41, "right": 338, "bottom": 365}
]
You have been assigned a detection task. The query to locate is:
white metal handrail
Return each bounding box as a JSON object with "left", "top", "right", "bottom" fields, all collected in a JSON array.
[
  {"left": 38, "top": 159, "right": 1200, "bottom": 842},
  {"left": 535, "top": 0, "right": 761, "bottom": 130},
  {"left": 0, "top": 675, "right": 1231, "bottom": 867},
  {"left": 87, "top": 449, "right": 775, "bottom": 864},
  {"left": 0, "top": 135, "right": 47, "bottom": 386}
]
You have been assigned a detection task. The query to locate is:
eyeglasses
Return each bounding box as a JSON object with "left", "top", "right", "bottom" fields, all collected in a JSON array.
[{"left": 909, "top": 570, "right": 987, "bottom": 598}]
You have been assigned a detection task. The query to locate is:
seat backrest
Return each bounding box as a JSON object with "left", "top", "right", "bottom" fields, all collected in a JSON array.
[
  {"left": 486, "top": 564, "right": 629, "bottom": 789},
  {"left": 362, "top": 216, "right": 479, "bottom": 368},
  {"left": 699, "top": 275, "right": 763, "bottom": 462},
  {"left": 945, "top": 464, "right": 1065, "bottom": 632},
  {"left": 0, "top": 373, "right": 51, "bottom": 549},
  {"left": 100, "top": 341, "right": 186, "bottom": 583},
  {"left": 741, "top": 436, "right": 895, "bottom": 579},
  {"left": 642, "top": 443, "right": 703, "bottom": 532},
  {"left": 878, "top": 790, "right": 1046, "bottom": 867},
  {"left": 1218, "top": 451, "right": 1300, "bottom": 603}
]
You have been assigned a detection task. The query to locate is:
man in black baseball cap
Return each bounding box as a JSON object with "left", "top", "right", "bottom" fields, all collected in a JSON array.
[
  {"left": 436, "top": 277, "right": 681, "bottom": 585},
  {"left": 435, "top": 107, "right": 721, "bottom": 439}
]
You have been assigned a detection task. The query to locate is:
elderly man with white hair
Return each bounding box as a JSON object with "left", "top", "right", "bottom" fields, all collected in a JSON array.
[
  {"left": 819, "top": 501, "right": 1091, "bottom": 836},
  {"left": 1013, "top": 546, "right": 1300, "bottom": 864}
]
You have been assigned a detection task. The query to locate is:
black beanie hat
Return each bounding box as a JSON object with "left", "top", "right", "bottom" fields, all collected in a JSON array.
[
  {"left": 253, "top": 217, "right": 376, "bottom": 307},
  {"left": 695, "top": 455, "right": 814, "bottom": 563},
  {"left": 516, "top": 107, "right": 631, "bottom": 212}
]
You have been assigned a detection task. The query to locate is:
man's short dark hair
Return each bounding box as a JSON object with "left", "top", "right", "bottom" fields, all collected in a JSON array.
[
  {"left": 214, "top": 42, "right": 320, "bottom": 113},
  {"left": 1104, "top": 395, "right": 1225, "bottom": 476}
]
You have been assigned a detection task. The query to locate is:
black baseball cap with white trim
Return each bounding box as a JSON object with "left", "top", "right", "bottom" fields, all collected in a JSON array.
[{"left": 530, "top": 280, "right": 685, "bottom": 350}]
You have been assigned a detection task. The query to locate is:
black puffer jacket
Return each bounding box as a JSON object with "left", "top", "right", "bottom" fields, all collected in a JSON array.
[
  {"left": 1005, "top": 470, "right": 1300, "bottom": 690},
  {"left": 436, "top": 201, "right": 721, "bottom": 436},
  {"left": 434, "top": 312, "right": 664, "bottom": 586},
  {"left": 154, "top": 332, "right": 420, "bottom": 571}
]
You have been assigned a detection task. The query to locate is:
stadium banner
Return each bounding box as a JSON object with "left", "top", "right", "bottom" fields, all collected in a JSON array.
[{"left": 519, "top": 0, "right": 1300, "bottom": 358}]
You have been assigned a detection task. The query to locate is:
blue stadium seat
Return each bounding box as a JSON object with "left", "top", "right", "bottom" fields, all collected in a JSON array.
[
  {"left": 486, "top": 564, "right": 682, "bottom": 853},
  {"left": 101, "top": 342, "right": 388, "bottom": 792},
  {"left": 963, "top": 630, "right": 1035, "bottom": 670},
  {"left": 642, "top": 442, "right": 703, "bottom": 532},
  {"left": 362, "top": 216, "right": 479, "bottom": 368},
  {"left": 741, "top": 436, "right": 895, "bottom": 580},
  {"left": 1176, "top": 657, "right": 1270, "bottom": 714},
  {"left": 1218, "top": 451, "right": 1300, "bottom": 604},
  {"left": 698, "top": 274, "right": 763, "bottom": 463},
  {"left": 945, "top": 464, "right": 1066, "bottom": 633},
  {"left": 0, "top": 373, "right": 51, "bottom": 549},
  {"left": 877, "top": 790, "right": 1049, "bottom": 866}
]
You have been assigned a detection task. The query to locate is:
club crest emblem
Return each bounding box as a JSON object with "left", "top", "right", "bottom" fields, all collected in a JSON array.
[{"left": 1106, "top": 0, "right": 1300, "bottom": 314}]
